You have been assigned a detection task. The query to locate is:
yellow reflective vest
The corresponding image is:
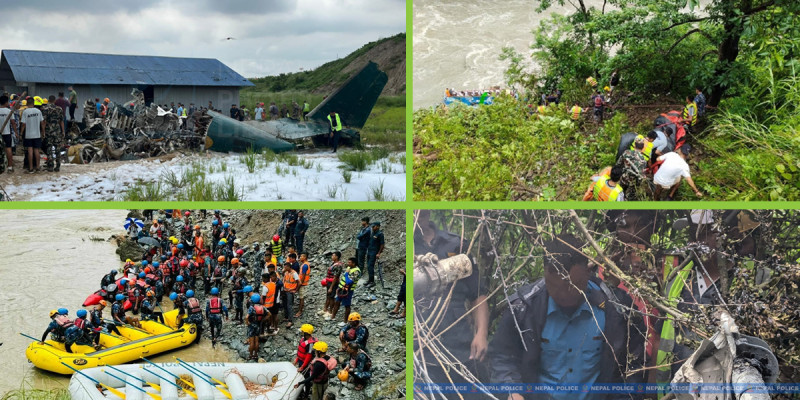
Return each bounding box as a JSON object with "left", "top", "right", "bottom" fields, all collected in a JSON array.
[
  {"left": 327, "top": 113, "right": 342, "bottom": 132},
  {"left": 630, "top": 135, "right": 655, "bottom": 161},
  {"left": 570, "top": 105, "right": 583, "bottom": 120},
  {"left": 683, "top": 102, "right": 697, "bottom": 126},
  {"left": 592, "top": 177, "right": 623, "bottom": 201}
]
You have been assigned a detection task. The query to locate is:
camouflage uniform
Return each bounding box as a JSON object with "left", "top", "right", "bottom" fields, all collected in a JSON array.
[
  {"left": 41, "top": 104, "right": 65, "bottom": 171},
  {"left": 615, "top": 149, "right": 647, "bottom": 200}
]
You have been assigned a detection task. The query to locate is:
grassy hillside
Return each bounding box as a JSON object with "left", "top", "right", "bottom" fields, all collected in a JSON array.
[{"left": 246, "top": 33, "right": 405, "bottom": 95}]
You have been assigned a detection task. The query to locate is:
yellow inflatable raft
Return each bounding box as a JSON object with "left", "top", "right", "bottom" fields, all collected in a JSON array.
[{"left": 26, "top": 309, "right": 196, "bottom": 375}]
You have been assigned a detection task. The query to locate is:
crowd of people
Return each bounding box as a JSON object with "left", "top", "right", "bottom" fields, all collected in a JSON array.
[
  {"left": 42, "top": 209, "right": 397, "bottom": 400},
  {"left": 240, "top": 100, "right": 313, "bottom": 122}
]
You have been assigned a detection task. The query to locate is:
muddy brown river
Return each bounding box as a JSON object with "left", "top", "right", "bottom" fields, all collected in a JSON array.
[{"left": 0, "top": 210, "right": 233, "bottom": 394}]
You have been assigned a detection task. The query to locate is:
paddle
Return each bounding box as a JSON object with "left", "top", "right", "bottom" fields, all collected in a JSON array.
[
  {"left": 101, "top": 369, "right": 162, "bottom": 400},
  {"left": 174, "top": 358, "right": 233, "bottom": 399},
  {"left": 20, "top": 333, "right": 55, "bottom": 347},
  {"left": 60, "top": 362, "right": 127, "bottom": 400},
  {"left": 107, "top": 365, "right": 162, "bottom": 392},
  {"left": 141, "top": 357, "right": 198, "bottom": 399}
]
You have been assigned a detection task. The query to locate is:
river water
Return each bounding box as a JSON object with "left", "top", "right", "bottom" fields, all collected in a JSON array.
[{"left": 0, "top": 210, "right": 233, "bottom": 393}]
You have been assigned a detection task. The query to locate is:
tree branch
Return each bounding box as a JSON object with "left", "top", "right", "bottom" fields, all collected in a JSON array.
[
  {"left": 662, "top": 16, "right": 711, "bottom": 31},
  {"left": 744, "top": 0, "right": 776, "bottom": 16},
  {"left": 666, "top": 28, "right": 715, "bottom": 56}
]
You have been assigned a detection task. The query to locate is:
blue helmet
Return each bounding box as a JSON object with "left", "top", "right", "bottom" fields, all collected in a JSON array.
[
  {"left": 115, "top": 294, "right": 125, "bottom": 301},
  {"left": 169, "top": 292, "right": 178, "bottom": 301},
  {"left": 186, "top": 290, "right": 195, "bottom": 298},
  {"left": 57, "top": 308, "right": 68, "bottom": 315},
  {"left": 139, "top": 272, "right": 146, "bottom": 278},
  {"left": 250, "top": 294, "right": 261, "bottom": 303},
  {"left": 177, "top": 243, "right": 184, "bottom": 249},
  {"left": 142, "top": 260, "right": 148, "bottom": 266},
  {"left": 153, "top": 261, "right": 160, "bottom": 267},
  {"left": 210, "top": 287, "right": 219, "bottom": 295},
  {"left": 223, "top": 223, "right": 230, "bottom": 229},
  {"left": 243, "top": 285, "right": 253, "bottom": 293},
  {"left": 212, "top": 220, "right": 219, "bottom": 226},
  {"left": 160, "top": 255, "right": 167, "bottom": 261},
  {"left": 76, "top": 309, "right": 88, "bottom": 318},
  {"left": 110, "top": 270, "right": 117, "bottom": 275},
  {"left": 218, "top": 240, "right": 225, "bottom": 246},
  {"left": 176, "top": 275, "right": 184, "bottom": 282},
  {"left": 120, "top": 279, "right": 128, "bottom": 286},
  {"left": 214, "top": 210, "right": 220, "bottom": 214}
]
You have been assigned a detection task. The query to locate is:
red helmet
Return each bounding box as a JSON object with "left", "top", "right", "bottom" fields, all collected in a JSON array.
[
  {"left": 185, "top": 211, "right": 191, "bottom": 216},
  {"left": 272, "top": 234, "right": 280, "bottom": 241},
  {"left": 236, "top": 249, "right": 244, "bottom": 255},
  {"left": 180, "top": 259, "right": 189, "bottom": 267}
]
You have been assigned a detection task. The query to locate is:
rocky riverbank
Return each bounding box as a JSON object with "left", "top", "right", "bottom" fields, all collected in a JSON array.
[{"left": 114, "top": 209, "right": 407, "bottom": 399}]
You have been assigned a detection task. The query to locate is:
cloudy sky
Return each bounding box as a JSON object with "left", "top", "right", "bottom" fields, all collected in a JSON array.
[{"left": 0, "top": 0, "right": 405, "bottom": 78}]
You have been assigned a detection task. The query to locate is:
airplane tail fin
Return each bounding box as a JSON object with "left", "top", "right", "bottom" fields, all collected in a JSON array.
[{"left": 307, "top": 61, "right": 388, "bottom": 129}]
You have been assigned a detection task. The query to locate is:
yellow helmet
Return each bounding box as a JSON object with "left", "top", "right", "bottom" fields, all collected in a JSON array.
[
  {"left": 312, "top": 341, "right": 328, "bottom": 353},
  {"left": 221, "top": 238, "right": 228, "bottom": 244},
  {"left": 337, "top": 369, "right": 349, "bottom": 381},
  {"left": 604, "top": 86, "right": 611, "bottom": 92},
  {"left": 171, "top": 237, "right": 179, "bottom": 245},
  {"left": 347, "top": 312, "right": 361, "bottom": 322},
  {"left": 21, "top": 100, "right": 27, "bottom": 106},
  {"left": 33, "top": 97, "right": 42, "bottom": 106},
  {"left": 49, "top": 309, "right": 59, "bottom": 318},
  {"left": 300, "top": 324, "right": 314, "bottom": 334},
  {"left": 42, "top": 98, "right": 48, "bottom": 104},
  {"left": 126, "top": 258, "right": 132, "bottom": 263}
]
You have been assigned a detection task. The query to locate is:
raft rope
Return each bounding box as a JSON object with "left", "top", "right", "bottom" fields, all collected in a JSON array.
[{"left": 222, "top": 368, "right": 288, "bottom": 396}]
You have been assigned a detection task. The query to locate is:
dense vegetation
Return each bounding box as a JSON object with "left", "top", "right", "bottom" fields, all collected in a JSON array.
[{"left": 413, "top": 0, "right": 800, "bottom": 201}]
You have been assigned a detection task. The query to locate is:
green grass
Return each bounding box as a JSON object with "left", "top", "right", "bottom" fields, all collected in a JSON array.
[
  {"left": 360, "top": 103, "right": 405, "bottom": 150},
  {"left": 122, "top": 164, "right": 243, "bottom": 201},
  {"left": 342, "top": 170, "right": 353, "bottom": 183},
  {"left": 241, "top": 146, "right": 257, "bottom": 173},
  {"left": 1, "top": 388, "right": 70, "bottom": 400},
  {"left": 238, "top": 90, "right": 325, "bottom": 112}
]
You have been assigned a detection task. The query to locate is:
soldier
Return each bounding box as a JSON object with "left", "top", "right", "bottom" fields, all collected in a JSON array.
[
  {"left": 292, "top": 101, "right": 301, "bottom": 120},
  {"left": 614, "top": 137, "right": 648, "bottom": 200}
]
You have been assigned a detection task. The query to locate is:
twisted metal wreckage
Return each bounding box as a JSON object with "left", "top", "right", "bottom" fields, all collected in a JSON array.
[
  {"left": 69, "top": 89, "right": 210, "bottom": 164},
  {"left": 413, "top": 210, "right": 794, "bottom": 400}
]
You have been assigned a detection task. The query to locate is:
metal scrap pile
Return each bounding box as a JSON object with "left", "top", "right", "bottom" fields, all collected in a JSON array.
[{"left": 68, "top": 89, "right": 210, "bottom": 164}]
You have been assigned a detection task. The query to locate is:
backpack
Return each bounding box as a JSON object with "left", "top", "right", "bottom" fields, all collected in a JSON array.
[{"left": 594, "top": 95, "right": 603, "bottom": 107}]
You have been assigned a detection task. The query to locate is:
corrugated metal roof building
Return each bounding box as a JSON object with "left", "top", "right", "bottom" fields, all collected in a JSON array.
[{"left": 0, "top": 49, "right": 254, "bottom": 120}]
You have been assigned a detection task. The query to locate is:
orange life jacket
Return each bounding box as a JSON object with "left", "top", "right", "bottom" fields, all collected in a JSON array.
[
  {"left": 187, "top": 297, "right": 202, "bottom": 314},
  {"left": 262, "top": 282, "right": 276, "bottom": 307},
  {"left": 299, "top": 263, "right": 310, "bottom": 286},
  {"left": 310, "top": 356, "right": 338, "bottom": 383},
  {"left": 297, "top": 337, "right": 318, "bottom": 366},
  {"left": 284, "top": 271, "right": 299, "bottom": 292},
  {"left": 252, "top": 304, "right": 266, "bottom": 322}
]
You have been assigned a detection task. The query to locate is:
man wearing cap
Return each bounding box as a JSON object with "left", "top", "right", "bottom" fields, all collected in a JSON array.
[
  {"left": 42, "top": 95, "right": 65, "bottom": 172},
  {"left": 20, "top": 96, "right": 45, "bottom": 173},
  {"left": 364, "top": 221, "right": 385, "bottom": 287},
  {"left": 67, "top": 86, "right": 78, "bottom": 121},
  {"left": 653, "top": 145, "right": 703, "bottom": 200}
]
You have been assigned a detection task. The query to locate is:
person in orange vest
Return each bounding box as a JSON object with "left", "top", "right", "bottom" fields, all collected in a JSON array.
[
  {"left": 262, "top": 271, "right": 281, "bottom": 334},
  {"left": 293, "top": 341, "right": 337, "bottom": 400},
  {"left": 294, "top": 324, "right": 319, "bottom": 397},
  {"left": 246, "top": 294, "right": 268, "bottom": 360},
  {"left": 295, "top": 252, "right": 311, "bottom": 318},
  {"left": 282, "top": 262, "right": 300, "bottom": 329},
  {"left": 592, "top": 165, "right": 625, "bottom": 201},
  {"left": 205, "top": 287, "right": 228, "bottom": 347}
]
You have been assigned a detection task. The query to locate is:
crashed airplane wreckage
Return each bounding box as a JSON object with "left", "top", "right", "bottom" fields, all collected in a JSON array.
[{"left": 69, "top": 61, "right": 388, "bottom": 163}]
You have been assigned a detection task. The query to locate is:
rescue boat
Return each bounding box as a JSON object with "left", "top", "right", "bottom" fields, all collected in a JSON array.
[
  {"left": 25, "top": 309, "right": 196, "bottom": 375},
  {"left": 68, "top": 361, "right": 303, "bottom": 400}
]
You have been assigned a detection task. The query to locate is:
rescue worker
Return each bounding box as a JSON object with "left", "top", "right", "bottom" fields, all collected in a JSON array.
[
  {"left": 65, "top": 309, "right": 99, "bottom": 352},
  {"left": 683, "top": 95, "right": 698, "bottom": 130},
  {"left": 206, "top": 287, "right": 229, "bottom": 346},
  {"left": 111, "top": 294, "right": 128, "bottom": 327},
  {"left": 629, "top": 132, "right": 656, "bottom": 162},
  {"left": 586, "top": 76, "right": 598, "bottom": 88},
  {"left": 653, "top": 145, "right": 703, "bottom": 200},
  {"left": 282, "top": 262, "right": 300, "bottom": 328},
  {"left": 490, "top": 235, "right": 643, "bottom": 400},
  {"left": 344, "top": 342, "right": 372, "bottom": 391},
  {"left": 327, "top": 111, "right": 342, "bottom": 153},
  {"left": 230, "top": 263, "right": 248, "bottom": 323},
  {"left": 364, "top": 221, "right": 385, "bottom": 288},
  {"left": 414, "top": 210, "right": 489, "bottom": 395},
  {"left": 41, "top": 95, "right": 65, "bottom": 172},
  {"left": 570, "top": 102, "right": 583, "bottom": 121},
  {"left": 294, "top": 324, "right": 319, "bottom": 397},
  {"left": 356, "top": 217, "right": 371, "bottom": 270},
  {"left": 41, "top": 308, "right": 72, "bottom": 344},
  {"left": 694, "top": 87, "right": 707, "bottom": 117},
  {"left": 339, "top": 312, "right": 368, "bottom": 352},
  {"left": 141, "top": 290, "right": 164, "bottom": 324},
  {"left": 91, "top": 300, "right": 121, "bottom": 335},
  {"left": 303, "top": 100, "right": 310, "bottom": 121},
  {"left": 592, "top": 90, "right": 606, "bottom": 123},
  {"left": 615, "top": 138, "right": 648, "bottom": 200},
  {"left": 247, "top": 294, "right": 268, "bottom": 360},
  {"left": 321, "top": 251, "right": 343, "bottom": 318},
  {"left": 592, "top": 165, "right": 625, "bottom": 201},
  {"left": 262, "top": 271, "right": 281, "bottom": 334},
  {"left": 101, "top": 269, "right": 118, "bottom": 288},
  {"left": 293, "top": 341, "right": 338, "bottom": 400},
  {"left": 329, "top": 257, "right": 360, "bottom": 322},
  {"left": 20, "top": 95, "right": 45, "bottom": 173},
  {"left": 183, "top": 290, "right": 204, "bottom": 342},
  {"left": 296, "top": 252, "right": 311, "bottom": 318},
  {"left": 294, "top": 211, "right": 308, "bottom": 254},
  {"left": 270, "top": 234, "right": 284, "bottom": 259}
]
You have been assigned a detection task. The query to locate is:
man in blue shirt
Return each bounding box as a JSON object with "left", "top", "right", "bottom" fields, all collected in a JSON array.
[
  {"left": 694, "top": 87, "right": 706, "bottom": 117},
  {"left": 356, "top": 217, "right": 371, "bottom": 270},
  {"left": 491, "top": 235, "right": 642, "bottom": 400}
]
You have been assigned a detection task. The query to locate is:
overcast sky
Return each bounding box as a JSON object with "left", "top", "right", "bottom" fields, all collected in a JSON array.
[{"left": 0, "top": 0, "right": 405, "bottom": 78}]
